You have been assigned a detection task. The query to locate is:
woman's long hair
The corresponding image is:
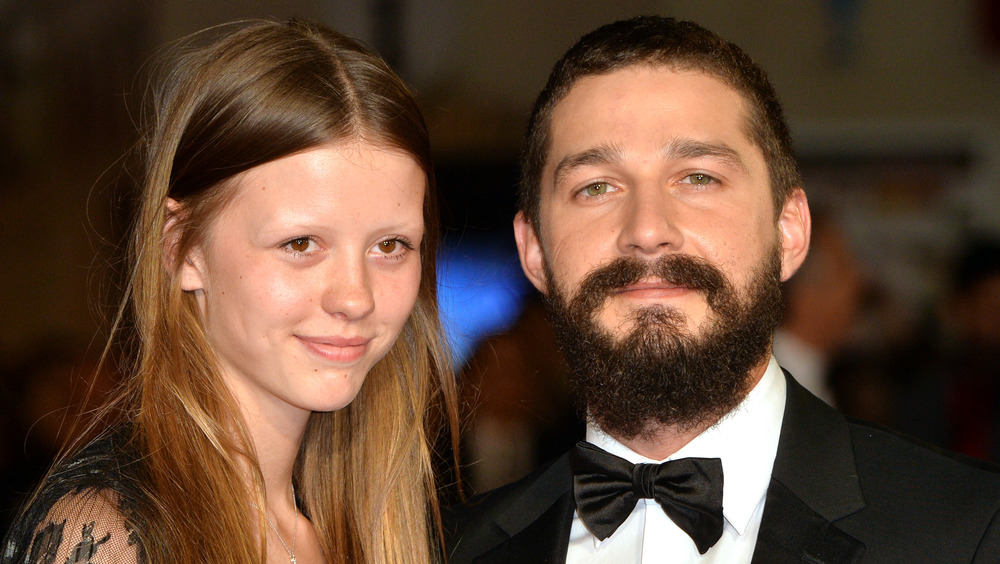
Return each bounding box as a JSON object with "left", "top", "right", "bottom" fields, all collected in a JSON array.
[{"left": 96, "top": 19, "right": 457, "bottom": 563}]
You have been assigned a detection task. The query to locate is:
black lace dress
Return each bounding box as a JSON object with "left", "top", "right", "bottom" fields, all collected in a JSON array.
[{"left": 2, "top": 431, "right": 148, "bottom": 564}]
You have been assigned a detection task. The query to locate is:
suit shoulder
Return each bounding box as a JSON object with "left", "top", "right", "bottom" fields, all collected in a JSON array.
[
  {"left": 444, "top": 452, "right": 573, "bottom": 562},
  {"left": 847, "top": 417, "right": 1000, "bottom": 484},
  {"left": 843, "top": 417, "right": 1000, "bottom": 551},
  {"left": 447, "top": 452, "right": 572, "bottom": 530}
]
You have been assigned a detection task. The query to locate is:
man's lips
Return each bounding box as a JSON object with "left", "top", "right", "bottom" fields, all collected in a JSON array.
[
  {"left": 613, "top": 280, "right": 693, "bottom": 299},
  {"left": 296, "top": 335, "right": 371, "bottom": 363}
]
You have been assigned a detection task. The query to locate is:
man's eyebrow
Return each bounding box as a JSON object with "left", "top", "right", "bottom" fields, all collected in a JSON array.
[
  {"left": 551, "top": 143, "right": 625, "bottom": 187},
  {"left": 663, "top": 138, "right": 749, "bottom": 175}
]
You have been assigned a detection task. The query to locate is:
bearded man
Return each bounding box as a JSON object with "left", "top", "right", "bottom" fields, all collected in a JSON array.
[{"left": 446, "top": 15, "right": 1000, "bottom": 564}]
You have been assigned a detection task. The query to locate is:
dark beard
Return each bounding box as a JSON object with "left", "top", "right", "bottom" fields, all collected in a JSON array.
[{"left": 543, "top": 246, "right": 784, "bottom": 441}]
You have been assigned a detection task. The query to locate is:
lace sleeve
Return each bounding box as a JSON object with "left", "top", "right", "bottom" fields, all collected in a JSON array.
[{"left": 22, "top": 489, "right": 141, "bottom": 564}]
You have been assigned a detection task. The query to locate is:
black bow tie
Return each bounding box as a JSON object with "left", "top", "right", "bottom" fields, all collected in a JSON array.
[{"left": 570, "top": 441, "right": 725, "bottom": 554}]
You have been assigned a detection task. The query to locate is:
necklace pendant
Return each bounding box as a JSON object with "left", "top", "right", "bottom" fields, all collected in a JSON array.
[{"left": 290, "top": 558, "right": 296, "bottom": 564}]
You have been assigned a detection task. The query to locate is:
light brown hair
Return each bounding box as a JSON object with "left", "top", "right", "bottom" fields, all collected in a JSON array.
[{"left": 78, "top": 19, "right": 456, "bottom": 563}]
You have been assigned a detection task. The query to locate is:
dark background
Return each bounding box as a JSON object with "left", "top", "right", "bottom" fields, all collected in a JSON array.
[{"left": 3, "top": 0, "right": 1000, "bottom": 524}]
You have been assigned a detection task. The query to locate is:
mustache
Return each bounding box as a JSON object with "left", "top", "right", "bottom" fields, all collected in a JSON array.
[{"left": 568, "top": 254, "right": 730, "bottom": 317}]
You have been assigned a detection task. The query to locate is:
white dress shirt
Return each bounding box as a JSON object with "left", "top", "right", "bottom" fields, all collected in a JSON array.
[{"left": 566, "top": 357, "right": 786, "bottom": 564}]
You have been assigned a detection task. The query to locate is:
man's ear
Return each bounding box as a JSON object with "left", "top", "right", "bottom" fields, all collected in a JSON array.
[
  {"left": 513, "top": 211, "right": 548, "bottom": 293},
  {"left": 164, "top": 198, "right": 206, "bottom": 292},
  {"left": 777, "top": 188, "right": 811, "bottom": 282}
]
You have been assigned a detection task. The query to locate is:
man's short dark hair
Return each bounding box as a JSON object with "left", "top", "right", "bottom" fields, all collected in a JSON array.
[{"left": 519, "top": 15, "right": 803, "bottom": 229}]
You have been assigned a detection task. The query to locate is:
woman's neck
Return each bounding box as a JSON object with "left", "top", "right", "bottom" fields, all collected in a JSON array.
[
  {"left": 236, "top": 392, "right": 311, "bottom": 510},
  {"left": 240, "top": 398, "right": 311, "bottom": 562}
]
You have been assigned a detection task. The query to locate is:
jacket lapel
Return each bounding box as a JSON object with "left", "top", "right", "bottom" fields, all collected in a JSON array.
[
  {"left": 471, "top": 491, "right": 575, "bottom": 564},
  {"left": 448, "top": 454, "right": 576, "bottom": 564},
  {"left": 752, "top": 372, "right": 866, "bottom": 563},
  {"left": 752, "top": 480, "right": 865, "bottom": 563}
]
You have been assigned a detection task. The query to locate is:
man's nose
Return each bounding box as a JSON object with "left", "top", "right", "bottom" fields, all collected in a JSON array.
[{"left": 616, "top": 185, "right": 684, "bottom": 256}]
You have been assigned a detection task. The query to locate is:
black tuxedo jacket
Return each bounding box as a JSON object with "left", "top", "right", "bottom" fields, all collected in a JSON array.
[{"left": 445, "top": 372, "right": 1000, "bottom": 563}]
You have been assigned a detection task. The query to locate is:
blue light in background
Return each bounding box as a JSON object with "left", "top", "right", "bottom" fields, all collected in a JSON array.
[{"left": 437, "top": 241, "right": 532, "bottom": 366}]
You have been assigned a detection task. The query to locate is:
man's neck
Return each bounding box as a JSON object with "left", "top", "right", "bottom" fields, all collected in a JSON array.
[
  {"left": 617, "top": 424, "right": 710, "bottom": 461},
  {"left": 611, "top": 358, "right": 770, "bottom": 460}
]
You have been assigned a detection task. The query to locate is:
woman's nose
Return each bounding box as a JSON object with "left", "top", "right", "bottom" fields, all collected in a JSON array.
[{"left": 321, "top": 254, "right": 375, "bottom": 320}]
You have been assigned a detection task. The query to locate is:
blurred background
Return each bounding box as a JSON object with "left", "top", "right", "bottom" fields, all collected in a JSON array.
[{"left": 3, "top": 0, "right": 1000, "bottom": 527}]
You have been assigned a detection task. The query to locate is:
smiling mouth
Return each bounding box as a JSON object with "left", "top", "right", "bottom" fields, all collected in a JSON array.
[{"left": 296, "top": 335, "right": 371, "bottom": 363}]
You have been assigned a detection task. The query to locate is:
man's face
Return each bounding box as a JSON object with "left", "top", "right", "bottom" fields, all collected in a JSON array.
[
  {"left": 514, "top": 66, "right": 809, "bottom": 436},
  {"left": 517, "top": 65, "right": 807, "bottom": 349}
]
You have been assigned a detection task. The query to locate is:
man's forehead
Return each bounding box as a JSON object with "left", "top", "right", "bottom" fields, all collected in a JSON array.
[{"left": 544, "top": 66, "right": 759, "bottom": 172}]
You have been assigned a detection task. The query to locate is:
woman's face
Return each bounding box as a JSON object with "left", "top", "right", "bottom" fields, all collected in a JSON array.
[{"left": 179, "top": 142, "right": 425, "bottom": 421}]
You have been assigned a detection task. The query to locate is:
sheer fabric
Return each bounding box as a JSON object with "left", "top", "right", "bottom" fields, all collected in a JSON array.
[{"left": 2, "top": 431, "right": 148, "bottom": 564}]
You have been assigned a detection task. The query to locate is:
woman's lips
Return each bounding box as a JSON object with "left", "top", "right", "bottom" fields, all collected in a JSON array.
[{"left": 296, "top": 335, "right": 371, "bottom": 363}]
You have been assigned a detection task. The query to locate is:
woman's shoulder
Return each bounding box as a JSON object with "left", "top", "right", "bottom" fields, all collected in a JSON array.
[
  {"left": 3, "top": 430, "right": 148, "bottom": 564},
  {"left": 16, "top": 488, "right": 142, "bottom": 564},
  {"left": 47, "top": 429, "right": 141, "bottom": 489}
]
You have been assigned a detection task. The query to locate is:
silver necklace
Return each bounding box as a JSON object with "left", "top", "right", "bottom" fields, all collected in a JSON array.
[{"left": 250, "top": 486, "right": 298, "bottom": 564}]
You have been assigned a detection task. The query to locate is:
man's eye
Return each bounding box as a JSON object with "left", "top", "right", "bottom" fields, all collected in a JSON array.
[
  {"left": 683, "top": 173, "right": 716, "bottom": 186},
  {"left": 583, "top": 183, "right": 612, "bottom": 197}
]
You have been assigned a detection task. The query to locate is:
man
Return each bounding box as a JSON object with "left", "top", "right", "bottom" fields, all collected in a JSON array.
[
  {"left": 446, "top": 16, "right": 1000, "bottom": 563},
  {"left": 773, "top": 212, "right": 866, "bottom": 407}
]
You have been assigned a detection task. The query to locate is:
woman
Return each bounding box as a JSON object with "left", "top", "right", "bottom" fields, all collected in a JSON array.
[{"left": 3, "top": 19, "right": 459, "bottom": 564}]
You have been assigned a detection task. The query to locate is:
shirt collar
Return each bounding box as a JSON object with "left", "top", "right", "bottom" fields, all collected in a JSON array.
[{"left": 586, "top": 356, "right": 786, "bottom": 536}]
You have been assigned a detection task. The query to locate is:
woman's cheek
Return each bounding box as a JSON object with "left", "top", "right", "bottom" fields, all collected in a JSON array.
[{"left": 255, "top": 268, "right": 309, "bottom": 314}]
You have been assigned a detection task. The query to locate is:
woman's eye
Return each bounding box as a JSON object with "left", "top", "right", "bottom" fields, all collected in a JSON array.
[
  {"left": 283, "top": 237, "right": 317, "bottom": 254},
  {"left": 583, "top": 183, "right": 613, "bottom": 197},
  {"left": 682, "top": 173, "right": 716, "bottom": 186},
  {"left": 373, "top": 237, "right": 414, "bottom": 259}
]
